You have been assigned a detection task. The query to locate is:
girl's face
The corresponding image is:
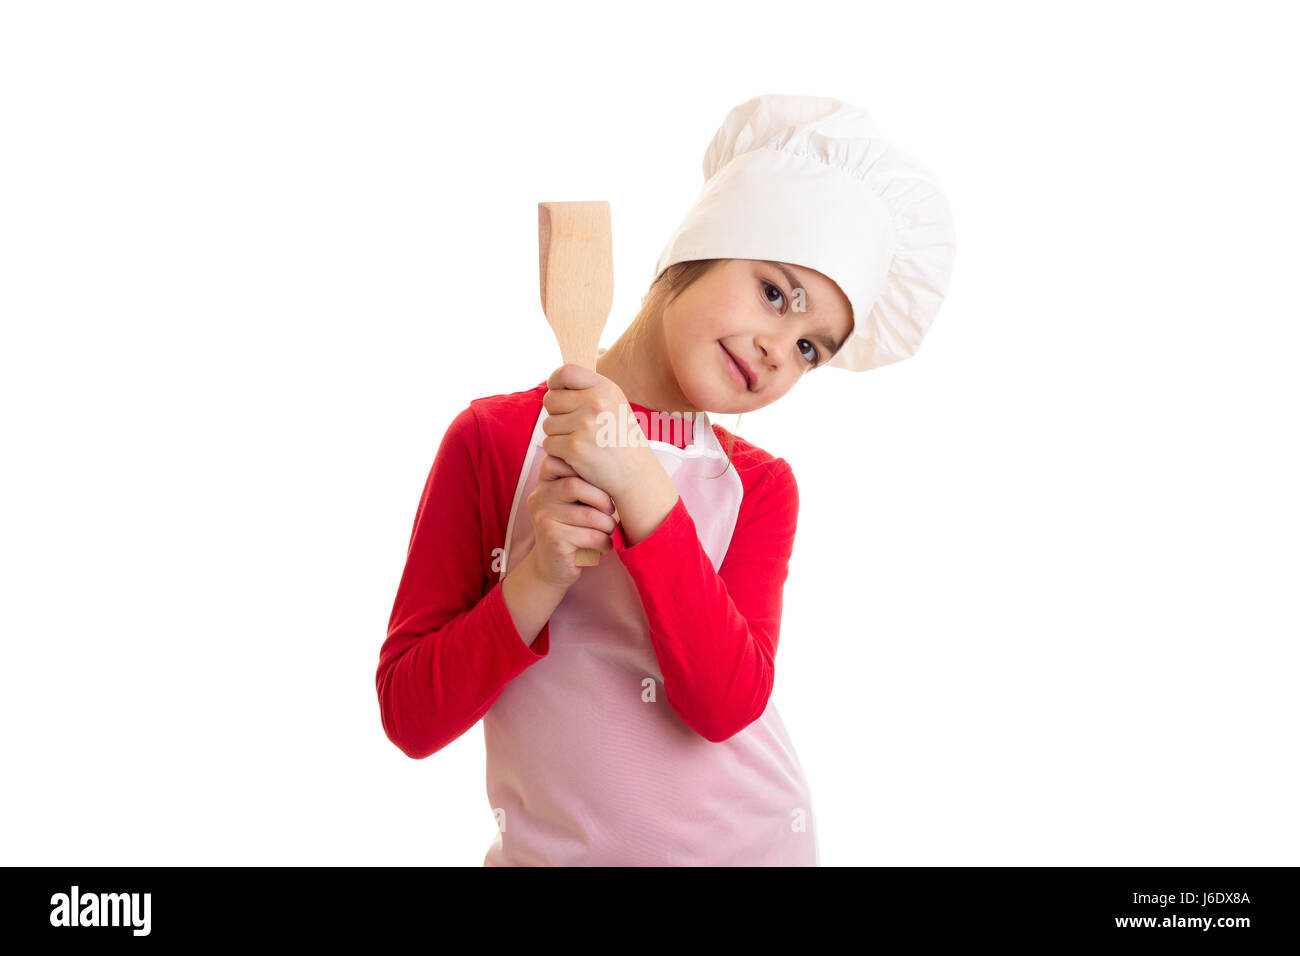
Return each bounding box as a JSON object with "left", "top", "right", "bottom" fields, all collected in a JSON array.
[{"left": 662, "top": 259, "right": 855, "bottom": 414}]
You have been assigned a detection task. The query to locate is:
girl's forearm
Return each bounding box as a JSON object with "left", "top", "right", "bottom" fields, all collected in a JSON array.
[
  {"left": 612, "top": 465, "right": 680, "bottom": 548},
  {"left": 500, "top": 549, "right": 570, "bottom": 646}
]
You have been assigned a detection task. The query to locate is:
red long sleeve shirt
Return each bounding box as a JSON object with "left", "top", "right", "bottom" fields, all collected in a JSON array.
[{"left": 376, "top": 380, "right": 799, "bottom": 756}]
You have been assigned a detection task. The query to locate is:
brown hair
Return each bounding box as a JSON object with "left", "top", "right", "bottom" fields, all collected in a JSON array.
[{"left": 632, "top": 259, "right": 741, "bottom": 480}]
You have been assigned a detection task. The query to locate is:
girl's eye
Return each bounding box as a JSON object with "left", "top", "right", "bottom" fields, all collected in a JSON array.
[
  {"left": 762, "top": 280, "right": 786, "bottom": 311},
  {"left": 797, "top": 339, "right": 819, "bottom": 365}
]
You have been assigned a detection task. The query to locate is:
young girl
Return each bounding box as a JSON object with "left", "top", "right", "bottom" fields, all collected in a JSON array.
[{"left": 376, "top": 93, "right": 956, "bottom": 866}]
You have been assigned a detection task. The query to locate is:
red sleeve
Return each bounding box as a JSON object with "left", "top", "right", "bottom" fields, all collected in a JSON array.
[
  {"left": 612, "top": 456, "right": 798, "bottom": 743},
  {"left": 376, "top": 404, "right": 550, "bottom": 760}
]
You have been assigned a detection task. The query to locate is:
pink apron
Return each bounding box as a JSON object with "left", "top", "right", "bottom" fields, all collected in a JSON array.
[{"left": 483, "top": 402, "right": 820, "bottom": 866}]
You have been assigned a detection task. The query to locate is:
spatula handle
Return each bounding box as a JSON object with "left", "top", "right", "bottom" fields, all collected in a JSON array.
[{"left": 538, "top": 200, "right": 615, "bottom": 569}]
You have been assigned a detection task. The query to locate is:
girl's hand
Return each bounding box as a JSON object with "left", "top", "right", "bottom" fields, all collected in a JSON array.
[
  {"left": 542, "top": 364, "right": 659, "bottom": 501},
  {"left": 526, "top": 451, "right": 619, "bottom": 590}
]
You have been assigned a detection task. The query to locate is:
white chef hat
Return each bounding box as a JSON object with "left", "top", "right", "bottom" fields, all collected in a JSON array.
[{"left": 653, "top": 93, "right": 957, "bottom": 372}]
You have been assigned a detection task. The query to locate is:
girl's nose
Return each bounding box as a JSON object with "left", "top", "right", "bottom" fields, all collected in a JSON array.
[{"left": 752, "top": 335, "right": 783, "bottom": 371}]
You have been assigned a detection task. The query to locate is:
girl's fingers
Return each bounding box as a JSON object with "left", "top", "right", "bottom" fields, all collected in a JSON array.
[
  {"left": 534, "top": 499, "right": 616, "bottom": 534},
  {"left": 538, "top": 462, "right": 615, "bottom": 514},
  {"left": 546, "top": 502, "right": 617, "bottom": 534},
  {"left": 565, "top": 525, "right": 613, "bottom": 554},
  {"left": 555, "top": 478, "right": 615, "bottom": 515},
  {"left": 539, "top": 454, "right": 577, "bottom": 479}
]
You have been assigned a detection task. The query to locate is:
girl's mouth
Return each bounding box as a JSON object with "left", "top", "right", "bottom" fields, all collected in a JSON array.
[{"left": 720, "top": 342, "right": 753, "bottom": 391}]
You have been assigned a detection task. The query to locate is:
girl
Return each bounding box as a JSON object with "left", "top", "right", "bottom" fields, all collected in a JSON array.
[{"left": 376, "top": 93, "right": 956, "bottom": 866}]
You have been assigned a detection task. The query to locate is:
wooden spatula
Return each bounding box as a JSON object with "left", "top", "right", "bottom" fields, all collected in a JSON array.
[{"left": 538, "top": 200, "right": 614, "bottom": 567}]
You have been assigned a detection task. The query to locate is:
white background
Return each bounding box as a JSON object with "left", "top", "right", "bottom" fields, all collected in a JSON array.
[{"left": 2, "top": 1, "right": 1296, "bottom": 866}]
